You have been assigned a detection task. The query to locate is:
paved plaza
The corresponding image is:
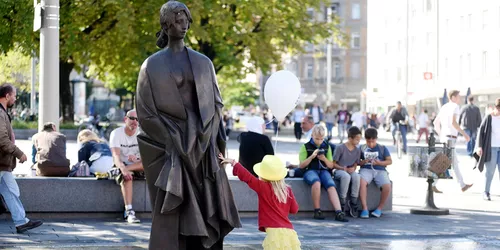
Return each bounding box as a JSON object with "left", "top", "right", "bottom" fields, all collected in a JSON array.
[{"left": 2, "top": 131, "right": 500, "bottom": 249}]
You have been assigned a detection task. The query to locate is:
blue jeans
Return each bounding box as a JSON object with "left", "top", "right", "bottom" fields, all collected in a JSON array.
[
  {"left": 485, "top": 147, "right": 500, "bottom": 193},
  {"left": 0, "top": 171, "right": 29, "bottom": 226},
  {"left": 391, "top": 124, "right": 408, "bottom": 152},
  {"left": 338, "top": 123, "right": 347, "bottom": 142},
  {"left": 464, "top": 129, "right": 477, "bottom": 156},
  {"left": 325, "top": 123, "right": 334, "bottom": 138},
  {"left": 303, "top": 170, "right": 336, "bottom": 189}
]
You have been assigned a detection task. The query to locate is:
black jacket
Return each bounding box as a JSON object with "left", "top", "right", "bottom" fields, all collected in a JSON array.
[
  {"left": 475, "top": 114, "right": 492, "bottom": 172},
  {"left": 238, "top": 131, "right": 274, "bottom": 177}
]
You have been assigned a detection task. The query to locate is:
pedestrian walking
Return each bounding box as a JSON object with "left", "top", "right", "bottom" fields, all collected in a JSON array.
[
  {"left": 459, "top": 96, "right": 482, "bottom": 157},
  {"left": 0, "top": 84, "right": 43, "bottom": 233}
]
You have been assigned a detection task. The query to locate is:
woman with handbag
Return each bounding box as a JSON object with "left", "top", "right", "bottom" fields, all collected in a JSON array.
[{"left": 476, "top": 98, "right": 500, "bottom": 201}]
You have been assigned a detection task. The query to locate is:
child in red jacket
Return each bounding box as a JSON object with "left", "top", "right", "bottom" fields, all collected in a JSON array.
[{"left": 219, "top": 154, "right": 301, "bottom": 250}]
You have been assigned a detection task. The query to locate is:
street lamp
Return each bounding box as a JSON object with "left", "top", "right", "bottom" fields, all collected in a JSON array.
[
  {"left": 34, "top": 0, "right": 60, "bottom": 131},
  {"left": 325, "top": 4, "right": 338, "bottom": 107}
]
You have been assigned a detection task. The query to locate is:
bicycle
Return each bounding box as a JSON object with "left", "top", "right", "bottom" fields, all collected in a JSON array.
[
  {"left": 77, "top": 117, "right": 118, "bottom": 141},
  {"left": 394, "top": 122, "right": 404, "bottom": 159}
]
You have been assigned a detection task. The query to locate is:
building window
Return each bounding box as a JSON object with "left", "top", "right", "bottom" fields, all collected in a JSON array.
[
  {"left": 351, "top": 32, "right": 360, "bottom": 48},
  {"left": 398, "top": 40, "right": 402, "bottom": 52},
  {"left": 305, "top": 43, "right": 313, "bottom": 52},
  {"left": 468, "top": 14, "right": 472, "bottom": 30},
  {"left": 482, "top": 51, "right": 487, "bottom": 76},
  {"left": 426, "top": 0, "right": 432, "bottom": 11},
  {"left": 467, "top": 53, "right": 472, "bottom": 73},
  {"left": 307, "top": 8, "right": 314, "bottom": 21},
  {"left": 351, "top": 62, "right": 360, "bottom": 79},
  {"left": 384, "top": 69, "right": 388, "bottom": 83},
  {"left": 445, "top": 58, "right": 448, "bottom": 80},
  {"left": 498, "top": 50, "right": 500, "bottom": 75},
  {"left": 460, "top": 16, "right": 464, "bottom": 32},
  {"left": 351, "top": 3, "right": 360, "bottom": 20},
  {"left": 483, "top": 10, "right": 488, "bottom": 30},
  {"left": 334, "top": 62, "right": 341, "bottom": 79},
  {"left": 397, "top": 67, "right": 402, "bottom": 82},
  {"left": 459, "top": 55, "right": 463, "bottom": 83},
  {"left": 384, "top": 43, "right": 388, "bottom": 55},
  {"left": 306, "top": 63, "right": 313, "bottom": 79}
]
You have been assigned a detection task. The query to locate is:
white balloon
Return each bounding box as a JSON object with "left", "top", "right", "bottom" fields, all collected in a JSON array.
[{"left": 264, "top": 70, "right": 301, "bottom": 121}]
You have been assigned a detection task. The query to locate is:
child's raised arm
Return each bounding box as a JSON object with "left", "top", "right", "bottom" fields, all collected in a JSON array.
[{"left": 218, "top": 153, "right": 261, "bottom": 192}]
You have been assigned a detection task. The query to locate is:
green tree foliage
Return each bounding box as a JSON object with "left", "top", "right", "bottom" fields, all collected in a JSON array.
[
  {"left": 0, "top": 47, "right": 36, "bottom": 92},
  {"left": 1, "top": 0, "right": 345, "bottom": 119}
]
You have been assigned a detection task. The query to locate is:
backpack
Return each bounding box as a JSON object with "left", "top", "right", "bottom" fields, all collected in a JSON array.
[{"left": 68, "top": 161, "right": 91, "bottom": 177}]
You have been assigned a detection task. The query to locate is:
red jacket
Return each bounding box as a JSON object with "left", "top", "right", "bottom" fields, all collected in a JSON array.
[{"left": 233, "top": 163, "right": 299, "bottom": 232}]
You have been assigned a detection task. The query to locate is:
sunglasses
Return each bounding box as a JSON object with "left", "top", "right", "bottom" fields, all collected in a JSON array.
[{"left": 127, "top": 116, "right": 138, "bottom": 121}]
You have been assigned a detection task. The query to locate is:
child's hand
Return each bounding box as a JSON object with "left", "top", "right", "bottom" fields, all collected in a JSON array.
[{"left": 218, "top": 153, "right": 235, "bottom": 166}]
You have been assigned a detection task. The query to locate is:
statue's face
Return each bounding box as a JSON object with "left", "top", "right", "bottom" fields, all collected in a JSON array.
[{"left": 168, "top": 11, "right": 189, "bottom": 39}]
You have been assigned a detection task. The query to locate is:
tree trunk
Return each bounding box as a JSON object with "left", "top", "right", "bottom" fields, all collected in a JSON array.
[{"left": 59, "top": 60, "right": 75, "bottom": 122}]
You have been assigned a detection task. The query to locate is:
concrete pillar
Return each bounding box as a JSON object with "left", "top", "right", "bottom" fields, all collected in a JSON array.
[{"left": 39, "top": 0, "right": 60, "bottom": 131}]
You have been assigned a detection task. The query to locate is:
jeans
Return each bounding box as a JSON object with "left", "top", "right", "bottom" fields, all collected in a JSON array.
[
  {"left": 338, "top": 123, "right": 347, "bottom": 142},
  {"left": 333, "top": 170, "right": 360, "bottom": 200},
  {"left": 464, "top": 129, "right": 477, "bottom": 156},
  {"left": 293, "top": 122, "right": 302, "bottom": 140},
  {"left": 485, "top": 147, "right": 500, "bottom": 193},
  {"left": 391, "top": 124, "right": 408, "bottom": 152},
  {"left": 0, "top": 171, "right": 29, "bottom": 226},
  {"left": 303, "top": 170, "right": 336, "bottom": 189},
  {"left": 325, "top": 123, "right": 334, "bottom": 138}
]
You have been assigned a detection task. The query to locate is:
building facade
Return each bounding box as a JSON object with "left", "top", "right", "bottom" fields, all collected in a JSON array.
[
  {"left": 283, "top": 0, "right": 368, "bottom": 110},
  {"left": 367, "top": 0, "right": 500, "bottom": 115}
]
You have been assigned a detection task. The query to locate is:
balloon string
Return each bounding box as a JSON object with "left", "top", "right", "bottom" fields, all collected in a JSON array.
[{"left": 274, "top": 118, "right": 279, "bottom": 150}]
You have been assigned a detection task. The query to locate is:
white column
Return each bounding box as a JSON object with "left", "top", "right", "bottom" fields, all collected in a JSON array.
[
  {"left": 39, "top": 0, "right": 59, "bottom": 131},
  {"left": 30, "top": 53, "right": 37, "bottom": 113},
  {"left": 326, "top": 6, "right": 332, "bottom": 107}
]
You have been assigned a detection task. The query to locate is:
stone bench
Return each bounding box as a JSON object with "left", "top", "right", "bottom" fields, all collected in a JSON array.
[
  {"left": 10, "top": 177, "right": 391, "bottom": 213},
  {"left": 232, "top": 178, "right": 392, "bottom": 212}
]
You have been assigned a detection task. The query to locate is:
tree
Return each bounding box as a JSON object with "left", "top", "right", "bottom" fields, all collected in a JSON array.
[
  {"left": 0, "top": 47, "right": 36, "bottom": 92},
  {"left": 1, "top": 0, "right": 159, "bottom": 121},
  {"left": 1, "top": 0, "right": 346, "bottom": 120}
]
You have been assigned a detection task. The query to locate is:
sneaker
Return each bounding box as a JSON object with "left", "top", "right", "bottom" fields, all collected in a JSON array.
[
  {"left": 347, "top": 201, "right": 359, "bottom": 218},
  {"left": 335, "top": 211, "right": 349, "bottom": 222},
  {"left": 16, "top": 220, "right": 43, "bottom": 233},
  {"left": 360, "top": 210, "right": 369, "bottom": 219},
  {"left": 484, "top": 192, "right": 491, "bottom": 201},
  {"left": 371, "top": 209, "right": 382, "bottom": 218},
  {"left": 124, "top": 210, "right": 141, "bottom": 223},
  {"left": 313, "top": 210, "right": 325, "bottom": 220}
]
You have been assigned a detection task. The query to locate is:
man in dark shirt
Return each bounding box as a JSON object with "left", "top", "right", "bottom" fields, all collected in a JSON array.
[
  {"left": 459, "top": 96, "right": 482, "bottom": 156},
  {"left": 387, "top": 101, "right": 409, "bottom": 153}
]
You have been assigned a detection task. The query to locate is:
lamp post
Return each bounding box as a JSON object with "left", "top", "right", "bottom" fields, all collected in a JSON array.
[
  {"left": 325, "top": 6, "right": 333, "bottom": 107},
  {"left": 36, "top": 0, "right": 60, "bottom": 130}
]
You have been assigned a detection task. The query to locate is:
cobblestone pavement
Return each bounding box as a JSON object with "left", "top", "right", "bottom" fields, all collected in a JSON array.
[{"left": 2, "top": 206, "right": 500, "bottom": 249}]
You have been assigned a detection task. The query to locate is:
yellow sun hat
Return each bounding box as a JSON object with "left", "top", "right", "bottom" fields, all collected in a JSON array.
[{"left": 253, "top": 155, "right": 288, "bottom": 181}]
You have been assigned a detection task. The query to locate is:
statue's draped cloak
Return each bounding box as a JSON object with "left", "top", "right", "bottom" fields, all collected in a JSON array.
[{"left": 136, "top": 48, "right": 241, "bottom": 250}]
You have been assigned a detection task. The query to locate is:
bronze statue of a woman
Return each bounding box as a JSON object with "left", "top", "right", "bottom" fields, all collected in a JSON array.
[{"left": 136, "top": 1, "right": 241, "bottom": 249}]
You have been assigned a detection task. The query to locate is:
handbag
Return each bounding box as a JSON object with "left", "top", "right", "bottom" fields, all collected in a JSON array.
[{"left": 428, "top": 152, "right": 451, "bottom": 174}]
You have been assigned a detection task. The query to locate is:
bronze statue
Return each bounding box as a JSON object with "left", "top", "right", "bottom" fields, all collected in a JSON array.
[{"left": 136, "top": 1, "right": 241, "bottom": 249}]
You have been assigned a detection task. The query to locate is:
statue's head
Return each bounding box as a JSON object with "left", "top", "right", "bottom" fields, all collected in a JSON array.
[{"left": 156, "top": 1, "right": 193, "bottom": 48}]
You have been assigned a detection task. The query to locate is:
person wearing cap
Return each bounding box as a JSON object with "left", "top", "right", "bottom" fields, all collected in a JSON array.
[{"left": 219, "top": 154, "right": 301, "bottom": 250}]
